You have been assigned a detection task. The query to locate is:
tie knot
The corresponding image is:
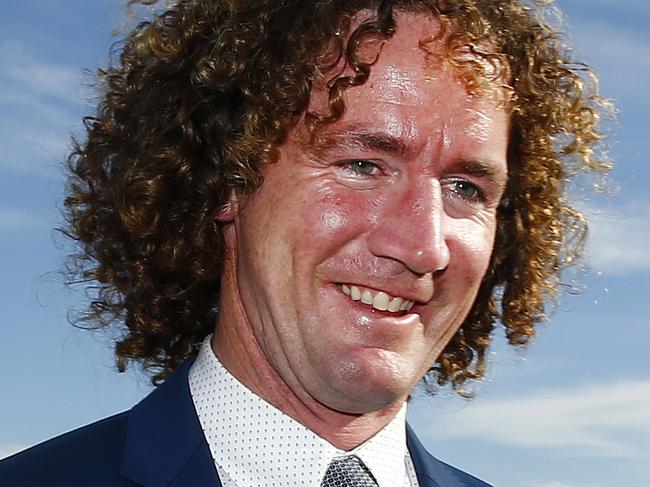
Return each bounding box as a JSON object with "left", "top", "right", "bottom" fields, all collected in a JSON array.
[{"left": 321, "top": 455, "right": 379, "bottom": 487}]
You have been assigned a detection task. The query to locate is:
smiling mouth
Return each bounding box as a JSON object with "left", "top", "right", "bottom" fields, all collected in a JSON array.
[{"left": 338, "top": 284, "right": 415, "bottom": 313}]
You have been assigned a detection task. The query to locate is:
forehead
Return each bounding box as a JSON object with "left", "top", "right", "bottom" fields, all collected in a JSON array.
[{"left": 307, "top": 11, "right": 508, "bottom": 151}]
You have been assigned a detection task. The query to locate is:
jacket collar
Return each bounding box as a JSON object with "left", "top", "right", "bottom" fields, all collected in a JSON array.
[{"left": 121, "top": 357, "right": 221, "bottom": 487}]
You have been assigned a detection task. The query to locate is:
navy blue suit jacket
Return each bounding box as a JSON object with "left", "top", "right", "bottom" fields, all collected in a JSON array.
[{"left": 0, "top": 358, "right": 492, "bottom": 486}]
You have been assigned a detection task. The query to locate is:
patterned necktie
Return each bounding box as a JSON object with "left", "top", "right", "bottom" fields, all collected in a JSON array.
[{"left": 321, "top": 455, "right": 379, "bottom": 487}]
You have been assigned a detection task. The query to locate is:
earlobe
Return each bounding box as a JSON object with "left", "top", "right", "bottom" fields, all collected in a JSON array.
[{"left": 216, "top": 193, "right": 239, "bottom": 222}]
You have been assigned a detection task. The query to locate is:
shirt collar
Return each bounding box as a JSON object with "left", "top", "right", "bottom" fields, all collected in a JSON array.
[
  {"left": 189, "top": 336, "right": 409, "bottom": 487},
  {"left": 353, "top": 405, "right": 408, "bottom": 486}
]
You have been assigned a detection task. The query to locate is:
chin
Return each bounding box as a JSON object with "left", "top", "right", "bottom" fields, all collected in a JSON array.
[{"left": 320, "top": 351, "right": 416, "bottom": 414}]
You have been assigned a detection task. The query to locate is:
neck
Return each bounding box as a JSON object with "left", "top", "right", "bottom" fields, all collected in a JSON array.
[{"left": 213, "top": 258, "right": 405, "bottom": 451}]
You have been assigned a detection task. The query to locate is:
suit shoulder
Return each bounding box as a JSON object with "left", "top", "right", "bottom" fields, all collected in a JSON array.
[{"left": 0, "top": 412, "right": 137, "bottom": 487}]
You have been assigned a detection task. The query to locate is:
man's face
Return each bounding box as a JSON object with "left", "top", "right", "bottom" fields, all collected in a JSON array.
[{"left": 219, "top": 13, "right": 509, "bottom": 414}]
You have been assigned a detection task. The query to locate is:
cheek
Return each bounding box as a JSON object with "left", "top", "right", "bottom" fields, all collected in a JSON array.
[
  {"left": 448, "top": 219, "right": 496, "bottom": 278},
  {"left": 298, "top": 191, "right": 373, "bottom": 248},
  {"left": 320, "top": 206, "right": 348, "bottom": 230}
]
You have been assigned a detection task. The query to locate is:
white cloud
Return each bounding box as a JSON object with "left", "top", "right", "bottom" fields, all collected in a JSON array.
[
  {"left": 0, "top": 41, "right": 86, "bottom": 173},
  {"left": 568, "top": 20, "right": 650, "bottom": 108},
  {"left": 419, "top": 380, "right": 650, "bottom": 458},
  {"left": 0, "top": 40, "right": 86, "bottom": 104},
  {"left": 0, "top": 89, "right": 78, "bottom": 127},
  {"left": 0, "top": 118, "right": 74, "bottom": 173},
  {"left": 585, "top": 204, "right": 650, "bottom": 274},
  {"left": 0, "top": 209, "right": 49, "bottom": 232},
  {"left": 4, "top": 62, "right": 81, "bottom": 104}
]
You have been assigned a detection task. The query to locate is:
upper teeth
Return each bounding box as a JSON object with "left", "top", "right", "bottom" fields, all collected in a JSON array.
[{"left": 340, "top": 284, "right": 415, "bottom": 313}]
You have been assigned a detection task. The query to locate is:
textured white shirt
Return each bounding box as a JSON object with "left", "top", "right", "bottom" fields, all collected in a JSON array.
[{"left": 189, "top": 336, "right": 420, "bottom": 487}]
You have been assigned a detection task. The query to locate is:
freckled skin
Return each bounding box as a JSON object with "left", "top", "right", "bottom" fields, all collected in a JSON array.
[{"left": 214, "top": 13, "right": 509, "bottom": 449}]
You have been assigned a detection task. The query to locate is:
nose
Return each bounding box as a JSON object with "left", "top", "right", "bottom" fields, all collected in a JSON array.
[{"left": 367, "top": 178, "right": 450, "bottom": 275}]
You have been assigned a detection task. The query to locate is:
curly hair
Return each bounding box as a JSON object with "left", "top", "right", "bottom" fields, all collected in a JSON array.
[{"left": 63, "top": 0, "right": 611, "bottom": 388}]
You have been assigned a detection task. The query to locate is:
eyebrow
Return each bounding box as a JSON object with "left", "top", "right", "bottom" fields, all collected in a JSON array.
[{"left": 309, "top": 129, "right": 413, "bottom": 158}]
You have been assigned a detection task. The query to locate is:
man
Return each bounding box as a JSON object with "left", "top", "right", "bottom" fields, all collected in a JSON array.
[{"left": 0, "top": 0, "right": 609, "bottom": 485}]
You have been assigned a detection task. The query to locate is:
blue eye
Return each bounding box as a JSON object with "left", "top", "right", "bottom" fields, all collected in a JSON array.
[
  {"left": 451, "top": 180, "right": 481, "bottom": 200},
  {"left": 342, "top": 160, "right": 380, "bottom": 177}
]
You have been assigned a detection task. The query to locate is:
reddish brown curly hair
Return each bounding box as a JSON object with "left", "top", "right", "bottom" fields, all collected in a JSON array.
[{"left": 63, "top": 0, "right": 611, "bottom": 388}]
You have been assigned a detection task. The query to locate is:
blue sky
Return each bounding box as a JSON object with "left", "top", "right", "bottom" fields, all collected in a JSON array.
[{"left": 1, "top": 1, "right": 648, "bottom": 486}]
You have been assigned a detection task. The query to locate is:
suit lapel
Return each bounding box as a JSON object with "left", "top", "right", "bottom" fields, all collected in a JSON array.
[
  {"left": 407, "top": 424, "right": 492, "bottom": 487},
  {"left": 407, "top": 424, "right": 442, "bottom": 487},
  {"left": 121, "top": 358, "right": 221, "bottom": 487}
]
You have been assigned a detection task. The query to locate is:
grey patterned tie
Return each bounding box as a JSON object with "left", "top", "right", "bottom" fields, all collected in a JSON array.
[{"left": 321, "top": 455, "right": 379, "bottom": 487}]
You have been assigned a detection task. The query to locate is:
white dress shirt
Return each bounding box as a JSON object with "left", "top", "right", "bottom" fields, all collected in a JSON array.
[{"left": 189, "top": 336, "right": 420, "bottom": 486}]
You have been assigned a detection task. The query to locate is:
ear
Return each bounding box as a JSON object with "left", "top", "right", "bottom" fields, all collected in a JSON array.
[{"left": 216, "top": 192, "right": 239, "bottom": 222}]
